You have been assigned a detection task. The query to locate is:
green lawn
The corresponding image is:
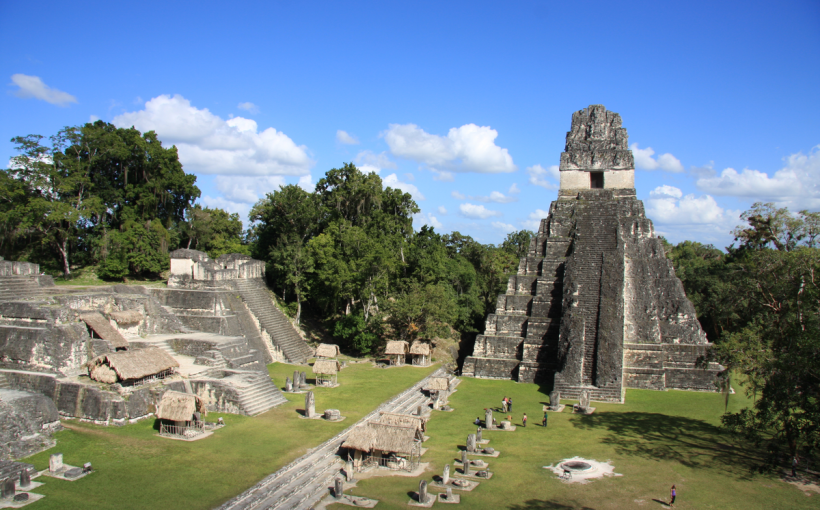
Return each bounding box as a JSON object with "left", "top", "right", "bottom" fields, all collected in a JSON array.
[
  {"left": 332, "top": 377, "right": 814, "bottom": 510},
  {"left": 22, "top": 361, "right": 437, "bottom": 509}
]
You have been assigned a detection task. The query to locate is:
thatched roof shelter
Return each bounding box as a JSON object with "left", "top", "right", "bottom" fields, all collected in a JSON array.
[
  {"left": 409, "top": 341, "right": 430, "bottom": 355},
  {"left": 384, "top": 340, "right": 409, "bottom": 356},
  {"left": 109, "top": 309, "right": 143, "bottom": 325},
  {"left": 315, "top": 343, "right": 340, "bottom": 358},
  {"left": 378, "top": 412, "right": 426, "bottom": 431},
  {"left": 313, "top": 359, "right": 341, "bottom": 375},
  {"left": 81, "top": 312, "right": 129, "bottom": 349},
  {"left": 342, "top": 422, "right": 419, "bottom": 455},
  {"left": 156, "top": 390, "right": 206, "bottom": 422},
  {"left": 424, "top": 377, "right": 450, "bottom": 392},
  {"left": 87, "top": 347, "right": 179, "bottom": 383}
]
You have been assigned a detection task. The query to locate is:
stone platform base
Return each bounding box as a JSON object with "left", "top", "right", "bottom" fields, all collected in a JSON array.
[
  {"left": 39, "top": 465, "right": 90, "bottom": 481},
  {"left": 325, "top": 495, "right": 378, "bottom": 508},
  {"left": 459, "top": 449, "right": 500, "bottom": 457},
  {"left": 430, "top": 479, "right": 479, "bottom": 492},
  {"left": 572, "top": 406, "right": 596, "bottom": 415},
  {"left": 408, "top": 494, "right": 436, "bottom": 507},
  {"left": 454, "top": 469, "right": 493, "bottom": 479},
  {"left": 0, "top": 492, "right": 45, "bottom": 508},
  {"left": 547, "top": 405, "right": 566, "bottom": 413},
  {"left": 437, "top": 493, "right": 461, "bottom": 504}
]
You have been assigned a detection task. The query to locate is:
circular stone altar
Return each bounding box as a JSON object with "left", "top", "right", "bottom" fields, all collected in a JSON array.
[
  {"left": 543, "top": 457, "right": 621, "bottom": 483},
  {"left": 561, "top": 461, "right": 592, "bottom": 472}
]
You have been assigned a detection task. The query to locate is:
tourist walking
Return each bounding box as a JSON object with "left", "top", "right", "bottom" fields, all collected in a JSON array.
[
  {"left": 508, "top": 397, "right": 513, "bottom": 412},
  {"left": 669, "top": 485, "right": 676, "bottom": 507},
  {"left": 792, "top": 455, "right": 799, "bottom": 477},
  {"left": 542, "top": 411, "right": 548, "bottom": 428},
  {"left": 502, "top": 397, "right": 508, "bottom": 413},
  {"left": 522, "top": 413, "right": 527, "bottom": 427}
]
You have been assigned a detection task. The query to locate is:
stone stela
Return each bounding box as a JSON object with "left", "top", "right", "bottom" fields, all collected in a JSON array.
[
  {"left": 462, "top": 104, "right": 724, "bottom": 404},
  {"left": 305, "top": 391, "right": 315, "bottom": 418}
]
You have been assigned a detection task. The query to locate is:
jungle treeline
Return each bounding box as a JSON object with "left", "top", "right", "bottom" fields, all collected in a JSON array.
[{"left": 2, "top": 122, "right": 818, "bottom": 463}]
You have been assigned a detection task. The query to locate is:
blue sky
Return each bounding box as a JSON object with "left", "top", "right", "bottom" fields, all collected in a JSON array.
[{"left": 3, "top": 1, "right": 819, "bottom": 248}]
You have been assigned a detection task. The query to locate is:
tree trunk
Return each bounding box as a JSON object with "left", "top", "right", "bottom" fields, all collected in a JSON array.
[
  {"left": 296, "top": 297, "right": 302, "bottom": 326},
  {"left": 56, "top": 237, "right": 70, "bottom": 276}
]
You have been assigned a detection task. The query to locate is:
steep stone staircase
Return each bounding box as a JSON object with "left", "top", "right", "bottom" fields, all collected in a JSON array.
[
  {"left": 233, "top": 279, "right": 312, "bottom": 364},
  {"left": 235, "top": 372, "right": 288, "bottom": 416},
  {"left": 0, "top": 276, "right": 44, "bottom": 302}
]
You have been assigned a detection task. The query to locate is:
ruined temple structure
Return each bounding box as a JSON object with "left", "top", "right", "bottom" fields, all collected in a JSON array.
[
  {"left": 463, "top": 105, "right": 723, "bottom": 402},
  {"left": 0, "top": 251, "right": 311, "bottom": 432}
]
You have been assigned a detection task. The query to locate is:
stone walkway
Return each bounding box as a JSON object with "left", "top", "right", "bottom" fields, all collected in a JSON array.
[{"left": 216, "top": 367, "right": 446, "bottom": 510}]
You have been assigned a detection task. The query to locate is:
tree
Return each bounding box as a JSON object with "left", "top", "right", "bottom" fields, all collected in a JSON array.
[
  {"left": 501, "top": 229, "right": 535, "bottom": 258},
  {"left": 717, "top": 247, "right": 820, "bottom": 465},
  {"left": 251, "top": 185, "right": 320, "bottom": 324}
]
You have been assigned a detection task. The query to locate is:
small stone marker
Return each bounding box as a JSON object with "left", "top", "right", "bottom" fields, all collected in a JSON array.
[
  {"left": 462, "top": 450, "right": 470, "bottom": 475},
  {"left": 442, "top": 464, "right": 450, "bottom": 485},
  {"left": 467, "top": 433, "right": 476, "bottom": 453},
  {"left": 335, "top": 477, "right": 344, "bottom": 499},
  {"left": 485, "top": 408, "right": 493, "bottom": 430},
  {"left": 14, "top": 493, "right": 29, "bottom": 502},
  {"left": 417, "top": 405, "right": 423, "bottom": 416},
  {"left": 285, "top": 377, "right": 292, "bottom": 392},
  {"left": 446, "top": 487, "right": 453, "bottom": 500},
  {"left": 301, "top": 371, "right": 308, "bottom": 387},
  {"left": 433, "top": 399, "right": 440, "bottom": 410},
  {"left": 500, "top": 420, "right": 511, "bottom": 429},
  {"left": 418, "top": 479, "right": 428, "bottom": 504},
  {"left": 20, "top": 469, "right": 31, "bottom": 488},
  {"left": 324, "top": 409, "right": 341, "bottom": 420},
  {"left": 49, "top": 453, "right": 63, "bottom": 473},
  {"left": 476, "top": 427, "right": 482, "bottom": 442},
  {"left": 483, "top": 447, "right": 495, "bottom": 454},
  {"left": 293, "top": 371, "right": 299, "bottom": 389},
  {"left": 579, "top": 390, "right": 590, "bottom": 410},
  {"left": 3, "top": 478, "right": 15, "bottom": 498},
  {"left": 550, "top": 390, "right": 560, "bottom": 410},
  {"left": 305, "top": 391, "right": 315, "bottom": 418}
]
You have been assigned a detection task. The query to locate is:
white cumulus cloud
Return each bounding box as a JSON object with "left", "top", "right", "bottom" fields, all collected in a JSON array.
[
  {"left": 384, "top": 123, "right": 517, "bottom": 173},
  {"left": 10, "top": 74, "right": 77, "bottom": 106},
  {"left": 492, "top": 221, "right": 516, "bottom": 233},
  {"left": 437, "top": 206, "right": 447, "bottom": 215},
  {"left": 645, "top": 185, "right": 741, "bottom": 245},
  {"left": 337, "top": 130, "right": 360, "bottom": 145},
  {"left": 237, "top": 102, "right": 260, "bottom": 114},
  {"left": 215, "top": 175, "right": 286, "bottom": 204},
  {"left": 354, "top": 150, "right": 396, "bottom": 175},
  {"left": 451, "top": 191, "right": 466, "bottom": 200},
  {"left": 383, "top": 173, "right": 425, "bottom": 201},
  {"left": 459, "top": 203, "right": 502, "bottom": 219},
  {"left": 630, "top": 143, "right": 684, "bottom": 172},
  {"left": 112, "top": 94, "right": 313, "bottom": 176},
  {"left": 200, "top": 195, "right": 252, "bottom": 220},
  {"left": 413, "top": 212, "right": 443, "bottom": 230},
  {"left": 471, "top": 190, "right": 518, "bottom": 203},
  {"left": 527, "top": 164, "right": 559, "bottom": 189},
  {"left": 522, "top": 209, "right": 550, "bottom": 230},
  {"left": 695, "top": 146, "right": 820, "bottom": 209},
  {"left": 431, "top": 168, "right": 455, "bottom": 182}
]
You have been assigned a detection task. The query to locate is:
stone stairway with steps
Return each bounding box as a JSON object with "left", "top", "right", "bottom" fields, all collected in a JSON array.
[
  {"left": 0, "top": 276, "right": 45, "bottom": 302},
  {"left": 233, "top": 279, "right": 312, "bottom": 364},
  {"left": 235, "top": 372, "right": 288, "bottom": 416},
  {"left": 218, "top": 368, "right": 443, "bottom": 510}
]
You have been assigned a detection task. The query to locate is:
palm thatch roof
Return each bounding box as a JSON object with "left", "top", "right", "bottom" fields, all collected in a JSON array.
[
  {"left": 312, "top": 359, "right": 340, "bottom": 375},
  {"left": 315, "top": 343, "right": 340, "bottom": 358},
  {"left": 424, "top": 377, "right": 450, "bottom": 391},
  {"left": 156, "top": 390, "right": 207, "bottom": 421},
  {"left": 409, "top": 341, "right": 430, "bottom": 355},
  {"left": 81, "top": 312, "right": 129, "bottom": 349},
  {"left": 342, "top": 422, "right": 419, "bottom": 454},
  {"left": 384, "top": 340, "right": 409, "bottom": 356},
  {"left": 378, "top": 412, "right": 426, "bottom": 431},
  {"left": 87, "top": 348, "right": 179, "bottom": 382},
  {"left": 109, "top": 309, "right": 143, "bottom": 325}
]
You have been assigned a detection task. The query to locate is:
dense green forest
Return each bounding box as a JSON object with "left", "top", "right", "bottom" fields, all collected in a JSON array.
[{"left": 2, "top": 122, "right": 818, "bottom": 464}]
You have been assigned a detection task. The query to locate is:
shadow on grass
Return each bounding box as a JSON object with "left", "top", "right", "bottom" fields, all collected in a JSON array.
[
  {"left": 570, "top": 411, "right": 764, "bottom": 478},
  {"left": 509, "top": 499, "right": 596, "bottom": 510}
]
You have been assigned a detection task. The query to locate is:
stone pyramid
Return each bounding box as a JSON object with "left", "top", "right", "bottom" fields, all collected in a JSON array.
[{"left": 462, "top": 105, "right": 723, "bottom": 403}]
